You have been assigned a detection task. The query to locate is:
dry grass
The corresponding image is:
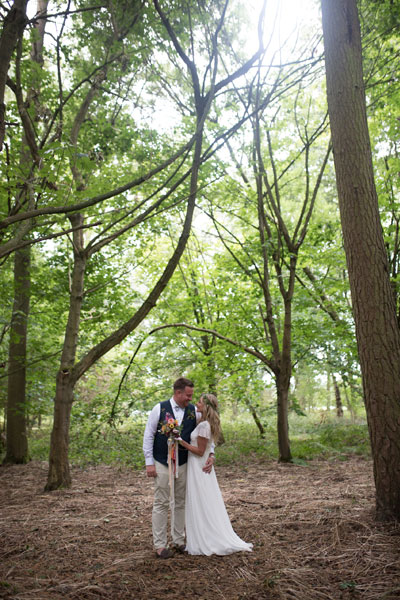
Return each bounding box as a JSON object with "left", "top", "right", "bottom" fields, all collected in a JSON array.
[{"left": 1, "top": 456, "right": 399, "bottom": 599}]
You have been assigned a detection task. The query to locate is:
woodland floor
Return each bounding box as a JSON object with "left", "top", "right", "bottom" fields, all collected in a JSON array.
[{"left": 1, "top": 457, "right": 400, "bottom": 600}]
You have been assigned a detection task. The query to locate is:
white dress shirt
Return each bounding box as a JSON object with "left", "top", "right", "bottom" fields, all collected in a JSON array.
[{"left": 142, "top": 397, "right": 215, "bottom": 466}]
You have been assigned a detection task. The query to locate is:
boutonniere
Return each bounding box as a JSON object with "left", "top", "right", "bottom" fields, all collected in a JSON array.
[{"left": 186, "top": 407, "right": 196, "bottom": 420}]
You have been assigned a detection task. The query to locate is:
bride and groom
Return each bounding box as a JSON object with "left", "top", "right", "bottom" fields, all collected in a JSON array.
[{"left": 143, "top": 377, "right": 253, "bottom": 557}]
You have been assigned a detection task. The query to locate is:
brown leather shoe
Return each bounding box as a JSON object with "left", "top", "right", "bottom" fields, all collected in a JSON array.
[
  {"left": 155, "top": 548, "right": 174, "bottom": 559},
  {"left": 173, "top": 544, "right": 187, "bottom": 554}
]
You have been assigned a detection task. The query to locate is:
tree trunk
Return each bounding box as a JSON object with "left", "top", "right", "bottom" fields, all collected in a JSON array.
[
  {"left": 276, "top": 290, "right": 294, "bottom": 462},
  {"left": 276, "top": 371, "right": 292, "bottom": 462},
  {"left": 45, "top": 214, "right": 86, "bottom": 490},
  {"left": 3, "top": 0, "right": 48, "bottom": 465},
  {"left": 343, "top": 385, "right": 355, "bottom": 421},
  {"left": 332, "top": 374, "right": 343, "bottom": 418},
  {"left": 321, "top": 0, "right": 400, "bottom": 521},
  {"left": 326, "top": 369, "right": 331, "bottom": 412},
  {"left": 45, "top": 372, "right": 74, "bottom": 490},
  {"left": 3, "top": 246, "right": 30, "bottom": 464}
]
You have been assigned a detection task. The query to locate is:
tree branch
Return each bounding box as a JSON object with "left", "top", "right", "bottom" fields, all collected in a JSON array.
[
  {"left": 0, "top": 136, "right": 196, "bottom": 230},
  {"left": 146, "top": 322, "right": 273, "bottom": 369}
]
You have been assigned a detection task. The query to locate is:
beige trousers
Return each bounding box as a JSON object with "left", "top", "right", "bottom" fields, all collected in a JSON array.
[{"left": 152, "top": 460, "right": 187, "bottom": 550}]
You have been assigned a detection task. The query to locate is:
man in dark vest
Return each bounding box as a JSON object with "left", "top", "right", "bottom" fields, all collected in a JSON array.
[{"left": 143, "top": 377, "right": 215, "bottom": 558}]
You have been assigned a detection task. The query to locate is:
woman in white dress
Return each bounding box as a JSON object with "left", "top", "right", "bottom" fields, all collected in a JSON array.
[{"left": 177, "top": 393, "right": 253, "bottom": 556}]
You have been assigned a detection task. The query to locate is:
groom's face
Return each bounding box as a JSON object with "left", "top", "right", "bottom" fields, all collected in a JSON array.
[{"left": 175, "top": 385, "right": 194, "bottom": 409}]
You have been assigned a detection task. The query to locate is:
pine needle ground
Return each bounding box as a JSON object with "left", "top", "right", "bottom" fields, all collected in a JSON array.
[{"left": 1, "top": 456, "right": 400, "bottom": 599}]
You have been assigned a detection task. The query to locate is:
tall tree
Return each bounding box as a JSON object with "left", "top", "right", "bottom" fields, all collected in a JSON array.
[
  {"left": 205, "top": 60, "right": 330, "bottom": 461},
  {"left": 45, "top": 0, "right": 266, "bottom": 490},
  {"left": 321, "top": 0, "right": 400, "bottom": 521},
  {"left": 3, "top": 0, "right": 48, "bottom": 464}
]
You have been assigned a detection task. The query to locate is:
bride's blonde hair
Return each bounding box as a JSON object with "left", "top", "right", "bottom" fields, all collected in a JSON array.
[{"left": 200, "top": 393, "right": 221, "bottom": 443}]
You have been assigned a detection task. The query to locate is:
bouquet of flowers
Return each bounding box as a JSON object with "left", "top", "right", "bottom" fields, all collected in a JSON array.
[{"left": 159, "top": 412, "right": 181, "bottom": 439}]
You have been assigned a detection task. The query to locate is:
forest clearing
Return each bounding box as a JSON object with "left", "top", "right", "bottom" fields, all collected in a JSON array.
[
  {"left": 2, "top": 2, "right": 400, "bottom": 598},
  {"left": 1, "top": 456, "right": 399, "bottom": 600}
]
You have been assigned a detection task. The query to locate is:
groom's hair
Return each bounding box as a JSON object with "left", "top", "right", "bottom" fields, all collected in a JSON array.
[{"left": 173, "top": 377, "right": 194, "bottom": 391}]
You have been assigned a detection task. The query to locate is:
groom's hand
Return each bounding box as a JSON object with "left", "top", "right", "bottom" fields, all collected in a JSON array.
[
  {"left": 202, "top": 454, "right": 215, "bottom": 474},
  {"left": 146, "top": 465, "right": 157, "bottom": 478}
]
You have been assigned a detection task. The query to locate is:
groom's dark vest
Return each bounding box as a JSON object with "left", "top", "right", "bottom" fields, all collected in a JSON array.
[{"left": 153, "top": 400, "right": 196, "bottom": 466}]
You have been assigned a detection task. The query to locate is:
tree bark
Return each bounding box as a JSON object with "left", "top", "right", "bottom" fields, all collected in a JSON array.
[
  {"left": 3, "top": 246, "right": 30, "bottom": 463},
  {"left": 46, "top": 372, "right": 74, "bottom": 489},
  {"left": 321, "top": 0, "right": 400, "bottom": 521},
  {"left": 276, "top": 294, "right": 293, "bottom": 462}
]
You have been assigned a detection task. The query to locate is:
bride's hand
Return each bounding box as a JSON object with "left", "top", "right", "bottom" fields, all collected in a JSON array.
[{"left": 203, "top": 454, "right": 215, "bottom": 474}]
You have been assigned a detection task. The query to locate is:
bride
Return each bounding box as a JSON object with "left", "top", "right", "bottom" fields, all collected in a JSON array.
[{"left": 178, "top": 393, "right": 253, "bottom": 556}]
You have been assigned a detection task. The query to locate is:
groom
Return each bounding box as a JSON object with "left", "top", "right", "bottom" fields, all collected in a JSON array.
[{"left": 143, "top": 377, "right": 215, "bottom": 558}]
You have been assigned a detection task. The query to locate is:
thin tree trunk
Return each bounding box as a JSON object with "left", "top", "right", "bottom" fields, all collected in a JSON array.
[
  {"left": 244, "top": 397, "right": 265, "bottom": 438},
  {"left": 277, "top": 298, "right": 293, "bottom": 462},
  {"left": 3, "top": 246, "right": 30, "bottom": 463},
  {"left": 276, "top": 375, "right": 291, "bottom": 462},
  {"left": 332, "top": 374, "right": 343, "bottom": 418},
  {"left": 326, "top": 368, "right": 332, "bottom": 412},
  {"left": 276, "top": 293, "right": 293, "bottom": 462},
  {"left": 343, "top": 384, "right": 355, "bottom": 421},
  {"left": 204, "top": 351, "right": 217, "bottom": 394},
  {"left": 322, "top": 0, "right": 400, "bottom": 521}
]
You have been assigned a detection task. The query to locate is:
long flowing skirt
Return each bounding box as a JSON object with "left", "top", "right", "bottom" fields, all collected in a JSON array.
[{"left": 185, "top": 452, "right": 253, "bottom": 556}]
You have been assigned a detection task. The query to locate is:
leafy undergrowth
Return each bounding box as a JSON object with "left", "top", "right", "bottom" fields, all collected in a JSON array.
[{"left": 26, "top": 415, "right": 370, "bottom": 469}]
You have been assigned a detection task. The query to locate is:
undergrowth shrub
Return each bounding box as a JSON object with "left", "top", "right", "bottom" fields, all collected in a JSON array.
[{"left": 26, "top": 413, "right": 370, "bottom": 468}]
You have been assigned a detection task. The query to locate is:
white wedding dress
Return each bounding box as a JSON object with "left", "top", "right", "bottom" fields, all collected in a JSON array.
[{"left": 185, "top": 420, "right": 253, "bottom": 556}]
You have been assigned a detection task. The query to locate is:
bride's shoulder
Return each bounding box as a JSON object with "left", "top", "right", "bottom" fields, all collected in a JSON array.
[{"left": 197, "top": 420, "right": 211, "bottom": 438}]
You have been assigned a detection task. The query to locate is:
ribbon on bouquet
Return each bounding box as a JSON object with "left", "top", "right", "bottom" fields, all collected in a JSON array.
[
  {"left": 167, "top": 436, "right": 179, "bottom": 535},
  {"left": 167, "top": 436, "right": 179, "bottom": 485}
]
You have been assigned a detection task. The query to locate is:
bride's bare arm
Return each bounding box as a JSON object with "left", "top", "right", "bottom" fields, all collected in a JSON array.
[{"left": 178, "top": 436, "right": 208, "bottom": 456}]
